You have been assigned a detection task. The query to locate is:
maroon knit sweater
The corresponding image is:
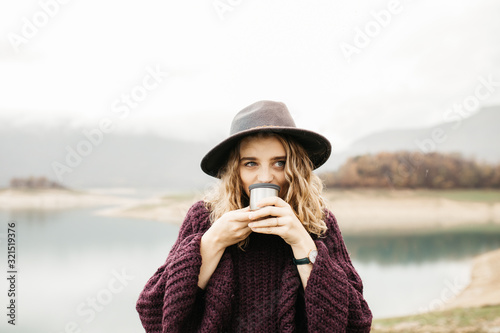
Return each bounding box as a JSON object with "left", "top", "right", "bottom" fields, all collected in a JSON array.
[{"left": 136, "top": 201, "right": 372, "bottom": 332}]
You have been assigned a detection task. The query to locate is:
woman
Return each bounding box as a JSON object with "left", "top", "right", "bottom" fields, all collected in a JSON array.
[{"left": 136, "top": 101, "right": 372, "bottom": 332}]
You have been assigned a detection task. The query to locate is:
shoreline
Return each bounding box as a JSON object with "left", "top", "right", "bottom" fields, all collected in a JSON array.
[
  {"left": 442, "top": 248, "right": 500, "bottom": 310},
  {"left": 3, "top": 188, "right": 499, "bottom": 234},
  {"left": 323, "top": 189, "right": 500, "bottom": 234},
  {"left": 0, "top": 188, "right": 135, "bottom": 209}
]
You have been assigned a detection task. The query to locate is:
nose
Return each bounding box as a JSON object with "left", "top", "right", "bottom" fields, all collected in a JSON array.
[{"left": 257, "top": 166, "right": 273, "bottom": 183}]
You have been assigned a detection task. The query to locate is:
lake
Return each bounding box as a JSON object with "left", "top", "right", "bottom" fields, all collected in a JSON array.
[{"left": 1, "top": 206, "right": 500, "bottom": 332}]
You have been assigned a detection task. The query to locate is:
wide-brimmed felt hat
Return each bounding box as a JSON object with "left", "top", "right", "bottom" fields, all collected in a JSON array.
[{"left": 200, "top": 100, "right": 332, "bottom": 178}]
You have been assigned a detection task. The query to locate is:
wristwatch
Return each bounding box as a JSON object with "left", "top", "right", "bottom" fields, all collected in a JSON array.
[{"left": 293, "top": 249, "right": 318, "bottom": 265}]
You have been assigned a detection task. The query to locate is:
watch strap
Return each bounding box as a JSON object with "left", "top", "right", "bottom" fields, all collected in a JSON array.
[
  {"left": 293, "top": 249, "right": 318, "bottom": 265},
  {"left": 292, "top": 257, "right": 311, "bottom": 265},
  {"left": 293, "top": 257, "right": 311, "bottom": 265}
]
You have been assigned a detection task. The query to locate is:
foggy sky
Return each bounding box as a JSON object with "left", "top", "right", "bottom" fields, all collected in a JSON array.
[{"left": 1, "top": 0, "right": 499, "bottom": 151}]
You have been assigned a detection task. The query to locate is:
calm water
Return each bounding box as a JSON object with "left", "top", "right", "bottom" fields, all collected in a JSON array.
[{"left": 1, "top": 207, "right": 500, "bottom": 332}]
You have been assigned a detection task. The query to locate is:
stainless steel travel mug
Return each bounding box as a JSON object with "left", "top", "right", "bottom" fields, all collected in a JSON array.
[{"left": 249, "top": 183, "right": 280, "bottom": 211}]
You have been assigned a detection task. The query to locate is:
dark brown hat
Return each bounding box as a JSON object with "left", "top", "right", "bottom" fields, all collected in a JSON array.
[{"left": 200, "top": 100, "right": 332, "bottom": 178}]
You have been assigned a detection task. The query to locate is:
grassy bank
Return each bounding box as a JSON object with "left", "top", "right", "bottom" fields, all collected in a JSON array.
[
  {"left": 372, "top": 305, "right": 500, "bottom": 333},
  {"left": 323, "top": 188, "right": 500, "bottom": 202},
  {"left": 411, "top": 189, "right": 500, "bottom": 203},
  {"left": 320, "top": 188, "right": 500, "bottom": 234}
]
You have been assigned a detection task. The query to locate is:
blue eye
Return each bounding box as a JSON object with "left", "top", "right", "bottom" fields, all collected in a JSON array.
[
  {"left": 245, "top": 161, "right": 257, "bottom": 167},
  {"left": 275, "top": 161, "right": 286, "bottom": 168}
]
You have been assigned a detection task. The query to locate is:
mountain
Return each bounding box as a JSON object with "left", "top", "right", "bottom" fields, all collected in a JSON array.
[
  {"left": 0, "top": 122, "right": 216, "bottom": 191},
  {"left": 319, "top": 105, "right": 500, "bottom": 171}
]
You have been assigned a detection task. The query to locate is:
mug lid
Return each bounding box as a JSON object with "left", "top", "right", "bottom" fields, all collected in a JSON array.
[{"left": 249, "top": 183, "right": 281, "bottom": 191}]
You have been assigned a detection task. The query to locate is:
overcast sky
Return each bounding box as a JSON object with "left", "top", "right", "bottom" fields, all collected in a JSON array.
[{"left": 1, "top": 0, "right": 499, "bottom": 151}]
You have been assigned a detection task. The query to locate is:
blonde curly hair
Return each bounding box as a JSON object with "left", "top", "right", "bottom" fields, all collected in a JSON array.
[{"left": 204, "top": 132, "right": 328, "bottom": 242}]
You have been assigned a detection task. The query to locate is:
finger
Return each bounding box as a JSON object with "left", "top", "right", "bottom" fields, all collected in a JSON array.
[
  {"left": 249, "top": 206, "right": 284, "bottom": 221},
  {"left": 230, "top": 209, "right": 254, "bottom": 222},
  {"left": 256, "top": 196, "right": 288, "bottom": 208},
  {"left": 249, "top": 217, "right": 280, "bottom": 229},
  {"left": 250, "top": 225, "right": 278, "bottom": 235}
]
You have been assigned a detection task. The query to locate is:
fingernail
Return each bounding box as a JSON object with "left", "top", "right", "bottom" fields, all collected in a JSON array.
[{"left": 248, "top": 223, "right": 254, "bottom": 228}]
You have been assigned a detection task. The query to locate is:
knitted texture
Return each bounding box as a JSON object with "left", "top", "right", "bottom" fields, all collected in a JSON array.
[{"left": 136, "top": 201, "right": 372, "bottom": 332}]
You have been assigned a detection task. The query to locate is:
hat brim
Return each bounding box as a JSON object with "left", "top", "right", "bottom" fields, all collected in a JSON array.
[{"left": 200, "top": 127, "right": 332, "bottom": 178}]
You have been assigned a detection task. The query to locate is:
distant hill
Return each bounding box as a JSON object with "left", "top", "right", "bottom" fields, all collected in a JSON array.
[
  {"left": 0, "top": 123, "right": 215, "bottom": 191},
  {"left": 320, "top": 105, "right": 500, "bottom": 171}
]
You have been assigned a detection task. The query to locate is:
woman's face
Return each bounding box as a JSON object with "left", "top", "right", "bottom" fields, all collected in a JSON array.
[{"left": 239, "top": 135, "right": 288, "bottom": 197}]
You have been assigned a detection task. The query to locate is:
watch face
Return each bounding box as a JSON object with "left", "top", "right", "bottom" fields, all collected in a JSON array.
[{"left": 309, "top": 250, "right": 318, "bottom": 264}]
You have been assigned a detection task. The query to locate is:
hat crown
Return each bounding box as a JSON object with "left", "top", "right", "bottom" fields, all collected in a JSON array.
[{"left": 230, "top": 100, "right": 296, "bottom": 135}]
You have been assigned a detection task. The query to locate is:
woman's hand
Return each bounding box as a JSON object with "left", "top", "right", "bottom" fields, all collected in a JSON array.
[
  {"left": 203, "top": 206, "right": 253, "bottom": 250},
  {"left": 247, "top": 197, "right": 312, "bottom": 247},
  {"left": 199, "top": 206, "right": 253, "bottom": 289}
]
